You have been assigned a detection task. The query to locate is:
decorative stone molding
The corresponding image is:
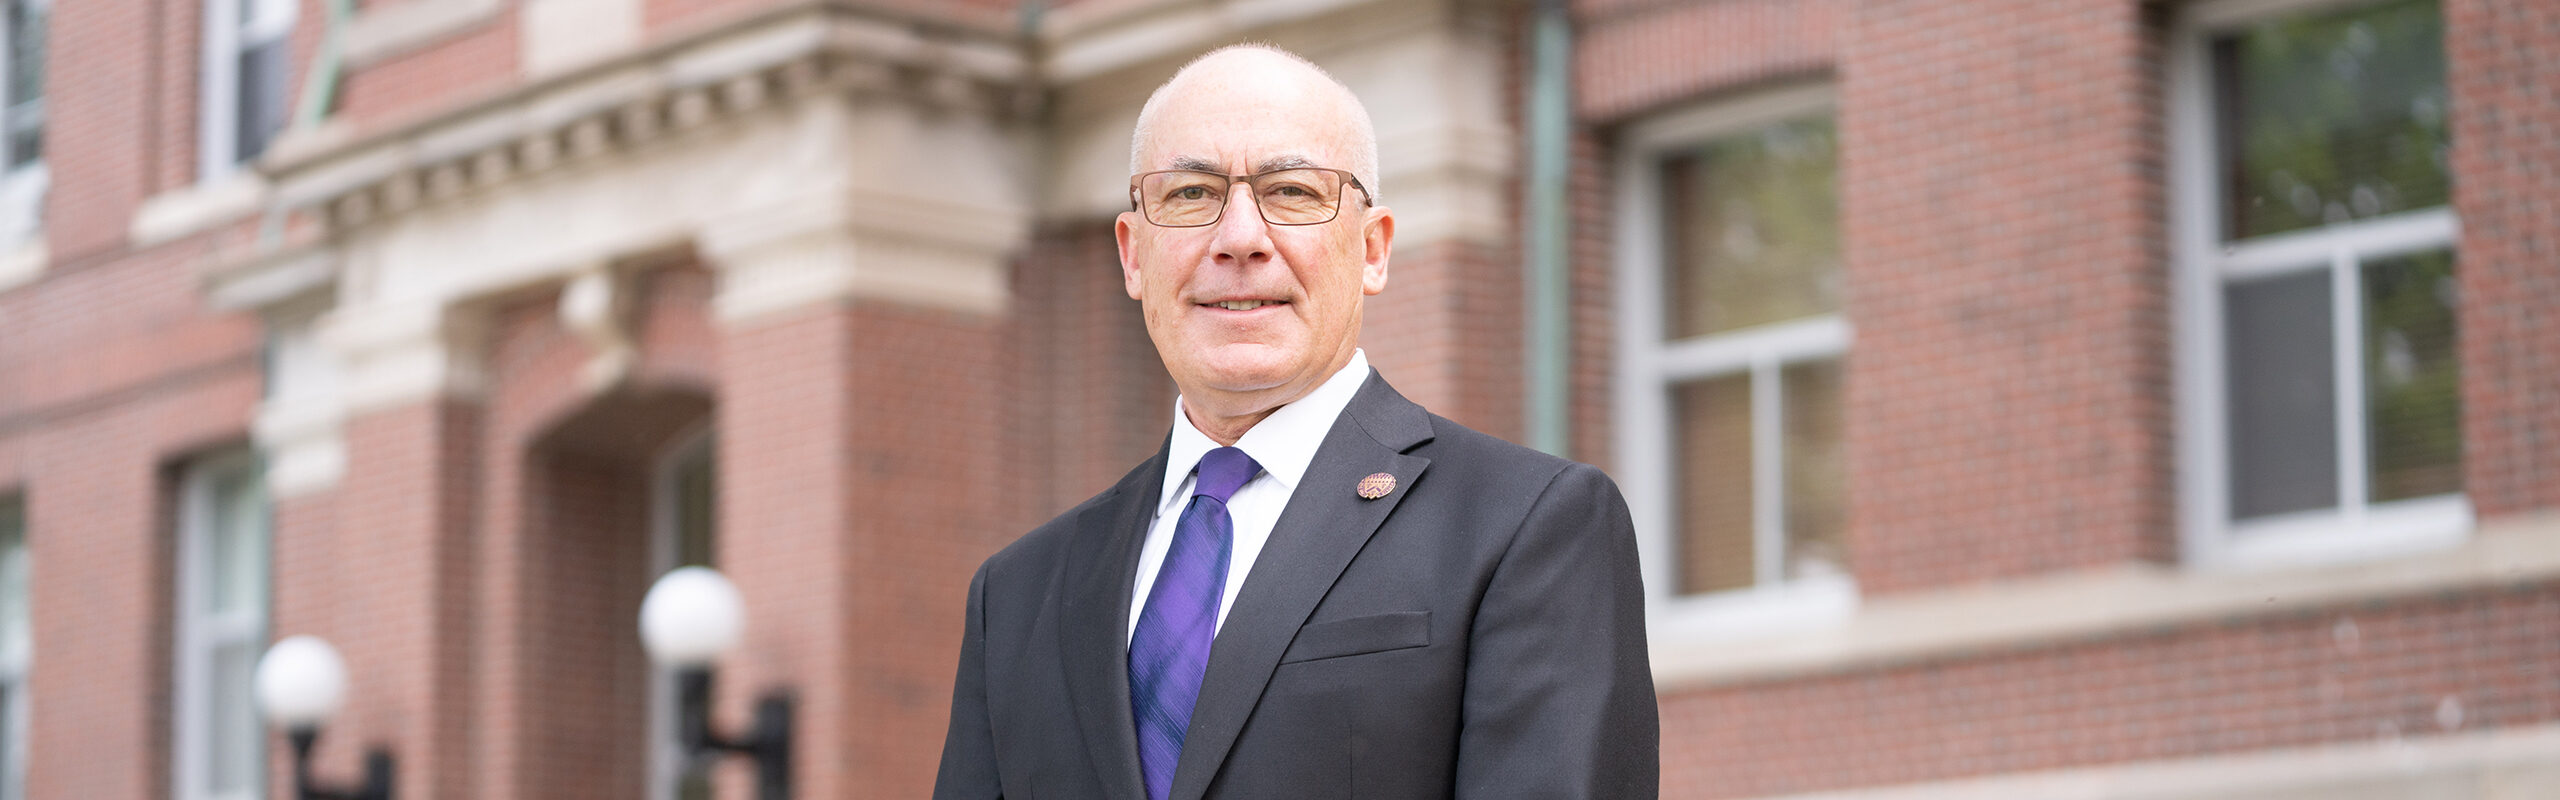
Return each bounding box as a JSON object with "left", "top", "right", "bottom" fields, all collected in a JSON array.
[
  {"left": 557, "top": 264, "right": 635, "bottom": 392},
  {"left": 522, "top": 0, "right": 642, "bottom": 78},
  {"left": 320, "top": 299, "right": 493, "bottom": 418},
  {"left": 702, "top": 181, "right": 1025, "bottom": 322},
  {"left": 343, "top": 0, "right": 507, "bottom": 69},
  {"left": 257, "top": 306, "right": 349, "bottom": 498},
  {"left": 262, "top": 1, "right": 1028, "bottom": 241}
]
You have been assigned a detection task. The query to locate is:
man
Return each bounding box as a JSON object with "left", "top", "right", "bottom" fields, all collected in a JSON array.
[{"left": 934, "top": 44, "right": 1657, "bottom": 800}]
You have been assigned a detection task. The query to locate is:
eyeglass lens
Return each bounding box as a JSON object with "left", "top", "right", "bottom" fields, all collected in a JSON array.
[{"left": 1139, "top": 169, "right": 1347, "bottom": 227}]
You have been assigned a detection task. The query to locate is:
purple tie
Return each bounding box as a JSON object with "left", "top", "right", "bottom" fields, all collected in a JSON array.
[{"left": 1129, "top": 446, "right": 1260, "bottom": 800}]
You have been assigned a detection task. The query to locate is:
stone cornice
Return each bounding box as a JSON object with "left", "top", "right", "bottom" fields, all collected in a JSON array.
[{"left": 257, "top": 1, "right": 1030, "bottom": 239}]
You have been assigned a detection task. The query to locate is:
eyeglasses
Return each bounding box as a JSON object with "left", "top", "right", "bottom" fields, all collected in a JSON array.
[{"left": 1129, "top": 167, "right": 1372, "bottom": 228}]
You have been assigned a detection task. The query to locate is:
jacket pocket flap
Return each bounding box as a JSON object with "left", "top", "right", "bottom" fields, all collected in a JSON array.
[{"left": 1279, "top": 611, "right": 1431, "bottom": 664}]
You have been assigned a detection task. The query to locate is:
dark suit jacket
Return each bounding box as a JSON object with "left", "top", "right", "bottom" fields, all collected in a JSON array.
[{"left": 935, "top": 372, "right": 1658, "bottom": 799}]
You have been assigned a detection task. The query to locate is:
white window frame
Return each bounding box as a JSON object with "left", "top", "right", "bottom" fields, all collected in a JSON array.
[
  {"left": 647, "top": 428, "right": 714, "bottom": 800},
  {"left": 0, "top": 494, "right": 27, "bottom": 800},
  {"left": 2169, "top": 0, "right": 2468, "bottom": 572},
  {"left": 0, "top": 0, "right": 47, "bottom": 246},
  {"left": 198, "top": 0, "right": 295, "bottom": 181},
  {"left": 1614, "top": 83, "right": 1858, "bottom": 643},
  {"left": 173, "top": 451, "right": 267, "bottom": 800}
]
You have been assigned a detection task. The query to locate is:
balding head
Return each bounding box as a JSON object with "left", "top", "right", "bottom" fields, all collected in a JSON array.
[{"left": 1130, "top": 44, "right": 1381, "bottom": 203}]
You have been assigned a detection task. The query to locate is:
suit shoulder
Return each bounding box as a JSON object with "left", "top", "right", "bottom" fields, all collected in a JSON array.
[
  {"left": 1419, "top": 413, "right": 1579, "bottom": 479},
  {"left": 978, "top": 485, "right": 1114, "bottom": 582},
  {"left": 1415, "top": 413, "right": 1627, "bottom": 505}
]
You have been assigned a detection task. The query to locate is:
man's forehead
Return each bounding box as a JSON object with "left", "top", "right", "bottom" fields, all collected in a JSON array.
[{"left": 1136, "top": 54, "right": 1359, "bottom": 170}]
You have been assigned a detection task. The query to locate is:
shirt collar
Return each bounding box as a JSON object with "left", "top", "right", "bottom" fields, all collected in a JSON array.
[{"left": 1158, "top": 349, "right": 1371, "bottom": 514}]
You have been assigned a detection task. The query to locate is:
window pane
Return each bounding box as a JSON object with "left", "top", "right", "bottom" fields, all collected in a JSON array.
[
  {"left": 0, "top": 497, "right": 18, "bottom": 800},
  {"left": 1781, "top": 359, "right": 1847, "bottom": 580},
  {"left": 1658, "top": 115, "right": 1840, "bottom": 339},
  {"left": 209, "top": 466, "right": 267, "bottom": 617},
  {"left": 207, "top": 641, "right": 264, "bottom": 796},
  {"left": 2365, "top": 249, "right": 2460, "bottom": 502},
  {"left": 0, "top": 686, "right": 16, "bottom": 800},
  {"left": 2226, "top": 270, "right": 2339, "bottom": 519},
  {"left": 234, "top": 41, "right": 289, "bottom": 164},
  {"left": 1671, "top": 374, "right": 1754, "bottom": 594},
  {"left": 0, "top": 497, "right": 24, "bottom": 663},
  {"left": 5, "top": 0, "right": 44, "bottom": 169},
  {"left": 676, "top": 444, "right": 715, "bottom": 568},
  {"left": 2213, "top": 0, "right": 2448, "bottom": 241}
]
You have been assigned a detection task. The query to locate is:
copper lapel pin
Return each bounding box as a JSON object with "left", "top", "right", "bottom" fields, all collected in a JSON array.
[{"left": 1355, "top": 472, "right": 1396, "bottom": 500}]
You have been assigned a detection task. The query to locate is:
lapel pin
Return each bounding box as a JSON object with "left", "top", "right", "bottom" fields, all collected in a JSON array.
[{"left": 1356, "top": 472, "right": 1396, "bottom": 500}]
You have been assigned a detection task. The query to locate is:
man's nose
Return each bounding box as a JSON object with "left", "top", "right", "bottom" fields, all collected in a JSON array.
[{"left": 1208, "top": 181, "right": 1273, "bottom": 265}]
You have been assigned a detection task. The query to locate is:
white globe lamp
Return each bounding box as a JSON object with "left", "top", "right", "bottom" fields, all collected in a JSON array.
[
  {"left": 256, "top": 635, "right": 348, "bottom": 730},
  {"left": 640, "top": 566, "right": 744, "bottom": 669}
]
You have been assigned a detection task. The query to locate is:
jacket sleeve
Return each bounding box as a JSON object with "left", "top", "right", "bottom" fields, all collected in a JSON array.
[
  {"left": 1455, "top": 462, "right": 1660, "bottom": 798},
  {"left": 933, "top": 563, "right": 1004, "bottom": 800}
]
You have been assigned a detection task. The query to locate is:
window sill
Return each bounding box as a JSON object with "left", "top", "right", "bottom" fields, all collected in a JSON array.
[
  {"left": 131, "top": 172, "right": 269, "bottom": 248},
  {"left": 2211, "top": 494, "right": 2472, "bottom": 572},
  {"left": 1650, "top": 510, "right": 2560, "bottom": 691},
  {"left": 0, "top": 237, "right": 41, "bottom": 293},
  {"left": 1647, "top": 573, "right": 1859, "bottom": 645}
]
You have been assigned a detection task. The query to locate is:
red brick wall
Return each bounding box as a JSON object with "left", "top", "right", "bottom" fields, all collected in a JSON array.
[
  {"left": 714, "top": 297, "right": 1007, "bottom": 798},
  {"left": 335, "top": 9, "right": 520, "bottom": 135},
  {"left": 1837, "top": 0, "right": 2174, "bottom": 594},
  {"left": 2447, "top": 0, "right": 2560, "bottom": 518},
  {"left": 46, "top": 0, "right": 161, "bottom": 259},
  {"left": 1361, "top": 237, "right": 1527, "bottom": 441},
  {"left": 1003, "top": 223, "right": 1172, "bottom": 528},
  {"left": 1576, "top": 0, "right": 1843, "bottom": 122},
  {"left": 15, "top": 372, "right": 260, "bottom": 800},
  {"left": 305, "top": 400, "right": 482, "bottom": 800},
  {"left": 1660, "top": 581, "right": 2560, "bottom": 798}
]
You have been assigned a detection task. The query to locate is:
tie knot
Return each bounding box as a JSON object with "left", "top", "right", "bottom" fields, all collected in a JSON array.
[{"left": 1192, "top": 446, "right": 1261, "bottom": 504}]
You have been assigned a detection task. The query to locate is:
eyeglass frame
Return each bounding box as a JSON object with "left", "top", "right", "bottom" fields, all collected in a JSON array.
[{"left": 1126, "top": 167, "right": 1374, "bottom": 228}]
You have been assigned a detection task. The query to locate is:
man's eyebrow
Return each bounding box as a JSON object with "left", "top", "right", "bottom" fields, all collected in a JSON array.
[
  {"left": 1255, "top": 155, "right": 1318, "bottom": 173},
  {"left": 1168, "top": 155, "right": 1221, "bottom": 173}
]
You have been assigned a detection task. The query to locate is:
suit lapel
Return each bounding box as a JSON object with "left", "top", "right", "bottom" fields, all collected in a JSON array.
[
  {"left": 1058, "top": 445, "right": 1164, "bottom": 800},
  {"left": 1168, "top": 374, "right": 1437, "bottom": 800}
]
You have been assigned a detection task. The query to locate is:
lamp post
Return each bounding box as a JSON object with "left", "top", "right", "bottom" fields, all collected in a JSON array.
[
  {"left": 641, "top": 566, "right": 793, "bottom": 800},
  {"left": 254, "top": 636, "right": 394, "bottom": 800}
]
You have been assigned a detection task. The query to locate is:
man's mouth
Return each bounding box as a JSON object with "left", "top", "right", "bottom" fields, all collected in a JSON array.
[{"left": 1203, "top": 300, "right": 1286, "bottom": 311}]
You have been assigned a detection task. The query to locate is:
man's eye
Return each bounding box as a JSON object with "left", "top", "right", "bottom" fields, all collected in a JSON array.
[
  {"left": 1267, "top": 184, "right": 1314, "bottom": 197},
  {"left": 1170, "top": 186, "right": 1212, "bottom": 200}
]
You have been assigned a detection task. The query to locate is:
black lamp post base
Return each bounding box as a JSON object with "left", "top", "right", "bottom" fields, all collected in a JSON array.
[{"left": 287, "top": 727, "right": 395, "bottom": 800}]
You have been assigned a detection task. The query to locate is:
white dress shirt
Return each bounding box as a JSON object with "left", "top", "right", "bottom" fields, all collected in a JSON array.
[{"left": 1126, "top": 349, "right": 1372, "bottom": 643}]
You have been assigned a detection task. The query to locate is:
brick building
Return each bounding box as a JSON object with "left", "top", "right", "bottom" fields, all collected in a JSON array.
[{"left": 0, "top": 0, "right": 2553, "bottom": 797}]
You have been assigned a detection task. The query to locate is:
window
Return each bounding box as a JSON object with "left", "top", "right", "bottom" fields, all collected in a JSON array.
[
  {"left": 2172, "top": 0, "right": 2463, "bottom": 568},
  {"left": 199, "top": 0, "right": 294, "bottom": 179},
  {"left": 649, "top": 432, "right": 715, "bottom": 800},
  {"left": 0, "top": 0, "right": 45, "bottom": 244},
  {"left": 1615, "top": 84, "right": 1855, "bottom": 639},
  {"left": 0, "top": 495, "right": 25, "bottom": 800},
  {"left": 174, "top": 452, "right": 267, "bottom": 800}
]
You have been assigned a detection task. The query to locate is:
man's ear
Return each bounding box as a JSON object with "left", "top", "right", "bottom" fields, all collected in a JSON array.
[
  {"left": 1116, "top": 212, "right": 1145, "bottom": 300},
  {"left": 1360, "top": 205, "right": 1394, "bottom": 296}
]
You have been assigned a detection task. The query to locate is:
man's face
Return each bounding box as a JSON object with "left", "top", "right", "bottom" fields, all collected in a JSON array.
[{"left": 1116, "top": 59, "right": 1393, "bottom": 419}]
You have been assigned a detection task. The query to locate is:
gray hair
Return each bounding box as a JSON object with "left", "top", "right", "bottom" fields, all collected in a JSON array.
[{"left": 1129, "top": 43, "right": 1382, "bottom": 204}]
